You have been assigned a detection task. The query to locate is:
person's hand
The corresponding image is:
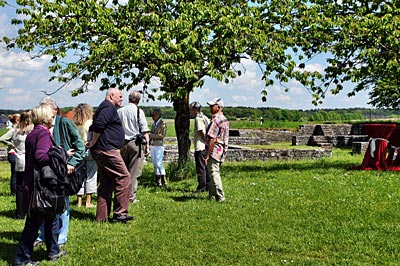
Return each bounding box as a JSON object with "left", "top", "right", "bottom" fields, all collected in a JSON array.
[
  {"left": 67, "top": 149, "right": 75, "bottom": 157},
  {"left": 67, "top": 164, "right": 75, "bottom": 175},
  {"left": 86, "top": 141, "right": 93, "bottom": 149},
  {"left": 145, "top": 147, "right": 150, "bottom": 157}
]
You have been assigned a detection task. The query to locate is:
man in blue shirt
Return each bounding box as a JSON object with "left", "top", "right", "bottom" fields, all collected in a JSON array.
[{"left": 87, "top": 87, "right": 133, "bottom": 223}]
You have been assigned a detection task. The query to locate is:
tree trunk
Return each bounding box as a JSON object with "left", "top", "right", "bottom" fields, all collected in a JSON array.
[{"left": 173, "top": 92, "right": 191, "bottom": 162}]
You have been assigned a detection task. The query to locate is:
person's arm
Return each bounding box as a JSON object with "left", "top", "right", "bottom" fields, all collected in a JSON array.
[
  {"left": 35, "top": 132, "right": 52, "bottom": 165},
  {"left": 143, "top": 132, "right": 150, "bottom": 156},
  {"left": 205, "top": 137, "right": 216, "bottom": 162},
  {"left": 65, "top": 119, "right": 86, "bottom": 164},
  {"left": 195, "top": 116, "right": 208, "bottom": 143},
  {"left": 87, "top": 131, "right": 101, "bottom": 149},
  {"left": 61, "top": 119, "right": 85, "bottom": 174},
  {"left": 86, "top": 103, "right": 108, "bottom": 149},
  {"left": 149, "top": 121, "right": 166, "bottom": 140},
  {"left": 0, "top": 128, "right": 15, "bottom": 148}
]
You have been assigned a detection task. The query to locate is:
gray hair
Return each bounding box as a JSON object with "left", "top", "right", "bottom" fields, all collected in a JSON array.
[
  {"left": 129, "top": 91, "right": 141, "bottom": 104},
  {"left": 106, "top": 87, "right": 120, "bottom": 96},
  {"left": 39, "top": 96, "right": 57, "bottom": 109},
  {"left": 152, "top": 108, "right": 162, "bottom": 117},
  {"left": 31, "top": 105, "right": 54, "bottom": 125}
]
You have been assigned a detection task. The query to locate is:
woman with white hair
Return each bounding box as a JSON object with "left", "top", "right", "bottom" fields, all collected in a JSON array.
[{"left": 14, "top": 105, "right": 66, "bottom": 266}]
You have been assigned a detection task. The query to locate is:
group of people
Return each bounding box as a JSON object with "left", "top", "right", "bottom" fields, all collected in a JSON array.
[
  {"left": 190, "top": 98, "right": 230, "bottom": 202},
  {"left": 1, "top": 86, "right": 229, "bottom": 266}
]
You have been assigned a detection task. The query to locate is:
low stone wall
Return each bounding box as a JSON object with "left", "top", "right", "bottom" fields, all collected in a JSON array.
[
  {"left": 165, "top": 136, "right": 271, "bottom": 145},
  {"left": 297, "top": 124, "right": 364, "bottom": 136},
  {"left": 165, "top": 129, "right": 292, "bottom": 146},
  {"left": 292, "top": 135, "right": 311, "bottom": 146},
  {"left": 163, "top": 145, "right": 332, "bottom": 162},
  {"left": 0, "top": 148, "right": 7, "bottom": 161},
  {"left": 226, "top": 148, "right": 332, "bottom": 161},
  {"left": 292, "top": 135, "right": 370, "bottom": 147},
  {"left": 235, "top": 129, "right": 294, "bottom": 142},
  {"left": 352, "top": 142, "right": 369, "bottom": 155},
  {"left": 229, "top": 137, "right": 271, "bottom": 145},
  {"left": 308, "top": 135, "right": 369, "bottom": 147}
]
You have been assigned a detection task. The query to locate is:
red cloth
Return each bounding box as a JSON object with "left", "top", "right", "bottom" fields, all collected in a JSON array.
[
  {"left": 358, "top": 124, "right": 396, "bottom": 170},
  {"left": 387, "top": 127, "right": 400, "bottom": 166}
]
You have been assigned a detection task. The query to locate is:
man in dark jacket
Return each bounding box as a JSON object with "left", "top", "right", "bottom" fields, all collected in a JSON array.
[{"left": 87, "top": 87, "right": 133, "bottom": 223}]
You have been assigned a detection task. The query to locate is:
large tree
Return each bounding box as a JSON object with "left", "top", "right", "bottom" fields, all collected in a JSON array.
[
  {"left": 0, "top": 0, "right": 314, "bottom": 160},
  {"left": 291, "top": 1, "right": 400, "bottom": 109}
]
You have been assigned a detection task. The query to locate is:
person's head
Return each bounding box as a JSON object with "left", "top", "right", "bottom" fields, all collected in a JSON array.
[
  {"left": 31, "top": 105, "right": 55, "bottom": 129},
  {"left": 207, "top": 98, "right": 224, "bottom": 115},
  {"left": 39, "top": 96, "right": 59, "bottom": 116},
  {"left": 16, "top": 110, "right": 33, "bottom": 134},
  {"left": 189, "top": 101, "right": 201, "bottom": 116},
  {"left": 8, "top": 113, "right": 20, "bottom": 125},
  {"left": 151, "top": 108, "right": 162, "bottom": 121},
  {"left": 106, "top": 87, "right": 123, "bottom": 107},
  {"left": 73, "top": 103, "right": 93, "bottom": 126},
  {"left": 128, "top": 91, "right": 141, "bottom": 105}
]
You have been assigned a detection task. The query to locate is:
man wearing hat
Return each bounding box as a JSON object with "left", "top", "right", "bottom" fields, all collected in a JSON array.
[
  {"left": 189, "top": 101, "right": 210, "bottom": 193},
  {"left": 205, "top": 98, "right": 229, "bottom": 202}
]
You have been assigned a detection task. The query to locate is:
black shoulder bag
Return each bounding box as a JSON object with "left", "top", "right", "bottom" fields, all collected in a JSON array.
[
  {"left": 135, "top": 108, "right": 147, "bottom": 146},
  {"left": 29, "top": 132, "right": 67, "bottom": 218},
  {"left": 59, "top": 117, "right": 87, "bottom": 196}
]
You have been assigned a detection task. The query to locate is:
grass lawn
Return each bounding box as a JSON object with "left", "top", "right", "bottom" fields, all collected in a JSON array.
[{"left": 1, "top": 150, "right": 400, "bottom": 265}]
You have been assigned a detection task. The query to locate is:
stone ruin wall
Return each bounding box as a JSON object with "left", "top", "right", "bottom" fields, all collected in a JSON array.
[
  {"left": 163, "top": 146, "right": 332, "bottom": 162},
  {"left": 292, "top": 124, "right": 369, "bottom": 151},
  {"left": 163, "top": 126, "right": 333, "bottom": 162},
  {"left": 2, "top": 125, "right": 356, "bottom": 163}
]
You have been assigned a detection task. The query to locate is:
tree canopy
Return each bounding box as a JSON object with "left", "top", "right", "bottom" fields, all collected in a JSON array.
[
  {"left": 293, "top": 0, "right": 400, "bottom": 108},
  {"left": 1, "top": 0, "right": 311, "bottom": 160},
  {"left": 1, "top": 0, "right": 399, "bottom": 160}
]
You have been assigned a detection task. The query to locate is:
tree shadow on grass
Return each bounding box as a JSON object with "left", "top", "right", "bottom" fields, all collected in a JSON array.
[
  {"left": 69, "top": 209, "right": 96, "bottom": 221},
  {"left": 170, "top": 194, "right": 208, "bottom": 202},
  {"left": 171, "top": 195, "right": 193, "bottom": 202},
  {"left": 0, "top": 231, "right": 19, "bottom": 265},
  {"left": 0, "top": 209, "right": 16, "bottom": 219},
  {"left": 223, "top": 159, "right": 355, "bottom": 173},
  {"left": 0, "top": 230, "right": 48, "bottom": 265}
]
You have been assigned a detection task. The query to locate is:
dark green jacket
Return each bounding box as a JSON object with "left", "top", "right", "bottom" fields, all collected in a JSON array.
[{"left": 53, "top": 115, "right": 85, "bottom": 167}]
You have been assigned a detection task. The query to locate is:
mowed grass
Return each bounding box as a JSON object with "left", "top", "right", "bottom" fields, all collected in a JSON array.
[{"left": 1, "top": 150, "right": 400, "bottom": 265}]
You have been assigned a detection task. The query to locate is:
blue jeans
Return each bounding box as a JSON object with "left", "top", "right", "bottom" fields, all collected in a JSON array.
[
  {"left": 8, "top": 152, "right": 17, "bottom": 194},
  {"left": 37, "top": 196, "right": 70, "bottom": 245},
  {"left": 150, "top": 146, "right": 165, "bottom": 175},
  {"left": 14, "top": 214, "right": 60, "bottom": 265}
]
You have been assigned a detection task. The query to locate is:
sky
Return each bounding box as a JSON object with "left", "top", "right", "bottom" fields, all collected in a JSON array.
[{"left": 0, "top": 3, "right": 373, "bottom": 111}]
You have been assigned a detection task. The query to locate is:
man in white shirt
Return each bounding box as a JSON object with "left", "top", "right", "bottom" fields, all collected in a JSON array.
[
  {"left": 189, "top": 101, "right": 210, "bottom": 193},
  {"left": 118, "top": 91, "right": 150, "bottom": 203}
]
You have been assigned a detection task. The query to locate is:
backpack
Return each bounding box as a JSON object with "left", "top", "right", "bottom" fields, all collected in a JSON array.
[
  {"left": 58, "top": 116, "right": 86, "bottom": 195},
  {"left": 29, "top": 134, "right": 68, "bottom": 218}
]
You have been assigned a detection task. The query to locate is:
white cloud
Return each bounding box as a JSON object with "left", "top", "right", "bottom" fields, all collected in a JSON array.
[
  {"left": 7, "top": 88, "right": 24, "bottom": 95},
  {"left": 290, "top": 86, "right": 306, "bottom": 95},
  {"left": 232, "top": 95, "right": 248, "bottom": 102},
  {"left": 294, "top": 63, "right": 324, "bottom": 73}
]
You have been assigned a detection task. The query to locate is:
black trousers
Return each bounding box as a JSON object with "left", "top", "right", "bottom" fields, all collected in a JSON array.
[{"left": 194, "top": 150, "right": 209, "bottom": 190}]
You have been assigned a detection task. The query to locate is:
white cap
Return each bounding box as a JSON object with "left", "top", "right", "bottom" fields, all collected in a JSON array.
[{"left": 207, "top": 98, "right": 224, "bottom": 107}]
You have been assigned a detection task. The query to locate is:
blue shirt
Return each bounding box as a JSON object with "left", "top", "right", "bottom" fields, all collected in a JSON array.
[{"left": 91, "top": 100, "right": 125, "bottom": 150}]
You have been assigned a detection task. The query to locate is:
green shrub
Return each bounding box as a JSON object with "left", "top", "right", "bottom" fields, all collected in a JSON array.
[{"left": 166, "top": 159, "right": 196, "bottom": 181}]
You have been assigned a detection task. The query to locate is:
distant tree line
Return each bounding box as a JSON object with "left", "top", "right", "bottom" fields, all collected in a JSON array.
[{"left": 2, "top": 107, "right": 400, "bottom": 123}]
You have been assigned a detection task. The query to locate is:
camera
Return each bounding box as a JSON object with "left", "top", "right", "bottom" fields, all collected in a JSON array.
[{"left": 135, "top": 134, "right": 147, "bottom": 145}]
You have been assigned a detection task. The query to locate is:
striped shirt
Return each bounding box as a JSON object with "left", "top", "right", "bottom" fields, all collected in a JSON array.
[{"left": 206, "top": 113, "right": 229, "bottom": 162}]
